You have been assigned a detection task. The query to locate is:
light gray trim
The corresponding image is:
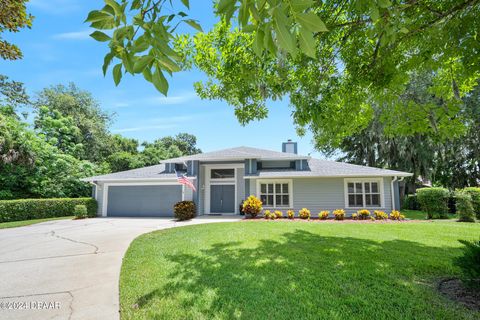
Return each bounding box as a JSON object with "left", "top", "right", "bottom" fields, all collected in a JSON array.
[
  {"left": 237, "top": 167, "right": 245, "bottom": 208},
  {"left": 192, "top": 161, "right": 200, "bottom": 212}
]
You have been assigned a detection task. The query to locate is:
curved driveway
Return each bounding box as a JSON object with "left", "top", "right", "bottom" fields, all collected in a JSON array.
[{"left": 0, "top": 217, "right": 240, "bottom": 320}]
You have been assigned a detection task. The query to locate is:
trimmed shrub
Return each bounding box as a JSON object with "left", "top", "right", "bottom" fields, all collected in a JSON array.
[
  {"left": 0, "top": 198, "right": 97, "bottom": 223},
  {"left": 264, "top": 210, "right": 272, "bottom": 219},
  {"left": 389, "top": 210, "right": 404, "bottom": 220},
  {"left": 464, "top": 187, "right": 480, "bottom": 219},
  {"left": 403, "top": 194, "right": 420, "bottom": 210},
  {"left": 352, "top": 213, "right": 358, "bottom": 220},
  {"left": 455, "top": 191, "right": 475, "bottom": 223},
  {"left": 299, "top": 208, "right": 310, "bottom": 220},
  {"left": 74, "top": 205, "right": 88, "bottom": 219},
  {"left": 242, "top": 195, "right": 263, "bottom": 218},
  {"left": 455, "top": 239, "right": 480, "bottom": 289},
  {"left": 373, "top": 210, "right": 388, "bottom": 220},
  {"left": 274, "top": 210, "right": 283, "bottom": 219},
  {"left": 318, "top": 210, "right": 329, "bottom": 220},
  {"left": 333, "top": 209, "right": 345, "bottom": 220},
  {"left": 174, "top": 201, "right": 196, "bottom": 221},
  {"left": 357, "top": 209, "right": 371, "bottom": 220},
  {"left": 417, "top": 187, "right": 449, "bottom": 219},
  {"left": 287, "top": 210, "right": 295, "bottom": 219}
]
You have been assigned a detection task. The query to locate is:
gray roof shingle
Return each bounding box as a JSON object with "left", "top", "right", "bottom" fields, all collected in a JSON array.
[
  {"left": 160, "top": 146, "right": 308, "bottom": 163},
  {"left": 250, "top": 158, "right": 412, "bottom": 178},
  {"left": 82, "top": 146, "right": 412, "bottom": 181},
  {"left": 82, "top": 164, "right": 176, "bottom": 182}
]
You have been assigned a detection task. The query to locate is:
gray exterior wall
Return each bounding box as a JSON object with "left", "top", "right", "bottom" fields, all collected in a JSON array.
[
  {"left": 393, "top": 180, "right": 400, "bottom": 210},
  {"left": 244, "top": 159, "right": 257, "bottom": 175},
  {"left": 93, "top": 180, "right": 193, "bottom": 216},
  {"left": 248, "top": 176, "right": 394, "bottom": 215}
]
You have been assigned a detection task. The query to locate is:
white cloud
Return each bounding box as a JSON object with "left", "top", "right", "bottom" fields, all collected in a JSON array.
[
  {"left": 112, "top": 124, "right": 178, "bottom": 133},
  {"left": 52, "top": 30, "right": 92, "bottom": 40},
  {"left": 112, "top": 115, "right": 195, "bottom": 133},
  {"left": 29, "top": 0, "right": 82, "bottom": 14},
  {"left": 144, "top": 92, "right": 197, "bottom": 105},
  {"left": 108, "top": 91, "right": 199, "bottom": 108}
]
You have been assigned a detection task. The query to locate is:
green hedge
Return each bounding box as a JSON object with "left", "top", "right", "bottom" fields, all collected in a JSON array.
[
  {"left": 463, "top": 187, "right": 480, "bottom": 219},
  {"left": 403, "top": 194, "right": 420, "bottom": 210},
  {"left": 0, "top": 198, "right": 97, "bottom": 223},
  {"left": 417, "top": 187, "right": 450, "bottom": 219},
  {"left": 455, "top": 191, "right": 475, "bottom": 222}
]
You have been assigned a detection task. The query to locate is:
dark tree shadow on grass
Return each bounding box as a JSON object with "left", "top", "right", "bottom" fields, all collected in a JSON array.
[{"left": 133, "top": 229, "right": 477, "bottom": 320}]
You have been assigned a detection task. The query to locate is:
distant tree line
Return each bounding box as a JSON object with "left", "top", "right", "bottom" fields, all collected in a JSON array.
[
  {"left": 330, "top": 73, "right": 480, "bottom": 194},
  {"left": 0, "top": 75, "right": 201, "bottom": 199}
]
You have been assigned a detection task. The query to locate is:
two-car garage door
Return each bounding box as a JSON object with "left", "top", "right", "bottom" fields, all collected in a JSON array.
[{"left": 106, "top": 185, "right": 182, "bottom": 217}]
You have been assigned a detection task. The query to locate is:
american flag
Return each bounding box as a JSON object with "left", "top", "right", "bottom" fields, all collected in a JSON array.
[{"left": 175, "top": 170, "right": 196, "bottom": 192}]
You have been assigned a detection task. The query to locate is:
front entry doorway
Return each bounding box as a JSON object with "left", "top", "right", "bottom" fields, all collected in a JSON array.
[{"left": 210, "top": 184, "right": 235, "bottom": 213}]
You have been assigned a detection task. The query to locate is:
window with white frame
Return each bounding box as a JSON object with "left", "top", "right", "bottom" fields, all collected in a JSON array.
[
  {"left": 259, "top": 181, "right": 291, "bottom": 207},
  {"left": 346, "top": 179, "right": 382, "bottom": 208}
]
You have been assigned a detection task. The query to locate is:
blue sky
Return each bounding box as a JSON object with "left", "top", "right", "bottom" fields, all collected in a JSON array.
[{"left": 0, "top": 0, "right": 322, "bottom": 157}]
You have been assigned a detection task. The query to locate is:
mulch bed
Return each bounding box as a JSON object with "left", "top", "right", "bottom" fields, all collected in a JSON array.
[
  {"left": 438, "top": 278, "right": 480, "bottom": 311},
  {"left": 241, "top": 217, "right": 422, "bottom": 223}
]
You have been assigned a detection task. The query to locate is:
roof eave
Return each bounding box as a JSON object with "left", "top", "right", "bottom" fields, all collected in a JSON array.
[
  {"left": 81, "top": 176, "right": 196, "bottom": 183},
  {"left": 244, "top": 172, "right": 413, "bottom": 179},
  {"left": 160, "top": 156, "right": 310, "bottom": 163}
]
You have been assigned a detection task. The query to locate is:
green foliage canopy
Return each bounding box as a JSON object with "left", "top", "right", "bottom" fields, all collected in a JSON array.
[
  {"left": 88, "top": 0, "right": 480, "bottom": 148},
  {"left": 0, "top": 75, "right": 202, "bottom": 199},
  {"left": 0, "top": 0, "right": 33, "bottom": 60}
]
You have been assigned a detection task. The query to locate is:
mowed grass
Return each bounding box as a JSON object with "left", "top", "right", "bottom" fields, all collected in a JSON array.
[
  {"left": 0, "top": 216, "right": 73, "bottom": 229},
  {"left": 403, "top": 210, "right": 459, "bottom": 220},
  {"left": 120, "top": 221, "right": 480, "bottom": 320}
]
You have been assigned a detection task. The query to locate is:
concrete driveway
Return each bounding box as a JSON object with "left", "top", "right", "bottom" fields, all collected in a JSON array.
[{"left": 0, "top": 217, "right": 241, "bottom": 320}]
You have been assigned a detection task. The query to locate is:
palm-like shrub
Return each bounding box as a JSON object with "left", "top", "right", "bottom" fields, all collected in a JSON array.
[
  {"left": 357, "top": 209, "right": 371, "bottom": 220},
  {"left": 299, "top": 208, "right": 310, "bottom": 219},
  {"left": 333, "top": 209, "right": 345, "bottom": 220},
  {"left": 242, "top": 195, "right": 263, "bottom": 218},
  {"left": 318, "top": 210, "right": 329, "bottom": 220},
  {"left": 264, "top": 210, "right": 272, "bottom": 219},
  {"left": 373, "top": 210, "right": 388, "bottom": 220},
  {"left": 389, "top": 210, "right": 405, "bottom": 220},
  {"left": 287, "top": 210, "right": 295, "bottom": 219}
]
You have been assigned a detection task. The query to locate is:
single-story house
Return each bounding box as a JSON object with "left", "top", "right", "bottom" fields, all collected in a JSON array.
[{"left": 83, "top": 141, "right": 412, "bottom": 217}]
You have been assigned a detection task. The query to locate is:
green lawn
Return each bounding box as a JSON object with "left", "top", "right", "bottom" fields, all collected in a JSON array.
[
  {"left": 120, "top": 221, "right": 480, "bottom": 320},
  {"left": 402, "top": 210, "right": 458, "bottom": 220},
  {"left": 0, "top": 216, "right": 73, "bottom": 229}
]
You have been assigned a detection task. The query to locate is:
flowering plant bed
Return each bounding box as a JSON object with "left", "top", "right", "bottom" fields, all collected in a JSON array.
[{"left": 241, "top": 217, "right": 415, "bottom": 223}]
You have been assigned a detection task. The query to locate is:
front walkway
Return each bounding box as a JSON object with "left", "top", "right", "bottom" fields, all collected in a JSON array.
[{"left": 0, "top": 217, "right": 241, "bottom": 320}]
